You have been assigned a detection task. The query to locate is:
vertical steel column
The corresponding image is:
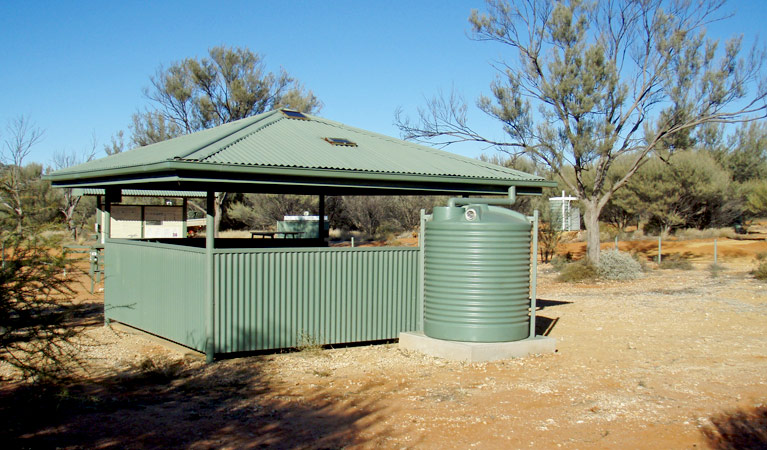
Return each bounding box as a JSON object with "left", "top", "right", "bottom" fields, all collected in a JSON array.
[
  {"left": 205, "top": 191, "right": 215, "bottom": 363},
  {"left": 529, "top": 209, "right": 539, "bottom": 339},
  {"left": 96, "top": 195, "right": 104, "bottom": 244},
  {"left": 182, "top": 197, "right": 188, "bottom": 237},
  {"left": 103, "top": 188, "right": 118, "bottom": 326},
  {"left": 318, "top": 194, "right": 326, "bottom": 245},
  {"left": 418, "top": 208, "right": 426, "bottom": 331}
]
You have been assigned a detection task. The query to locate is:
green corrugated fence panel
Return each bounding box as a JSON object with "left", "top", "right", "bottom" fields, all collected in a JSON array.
[
  {"left": 105, "top": 241, "right": 206, "bottom": 351},
  {"left": 214, "top": 247, "right": 420, "bottom": 353}
]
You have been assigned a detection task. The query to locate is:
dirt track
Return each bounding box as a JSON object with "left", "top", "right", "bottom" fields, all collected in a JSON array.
[{"left": 1, "top": 237, "right": 766, "bottom": 449}]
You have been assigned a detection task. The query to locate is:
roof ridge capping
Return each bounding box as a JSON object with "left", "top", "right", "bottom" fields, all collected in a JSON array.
[{"left": 175, "top": 110, "right": 283, "bottom": 161}]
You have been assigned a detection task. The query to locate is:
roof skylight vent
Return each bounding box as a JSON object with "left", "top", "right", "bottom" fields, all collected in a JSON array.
[
  {"left": 324, "top": 137, "right": 358, "bottom": 147},
  {"left": 281, "top": 109, "right": 309, "bottom": 120}
]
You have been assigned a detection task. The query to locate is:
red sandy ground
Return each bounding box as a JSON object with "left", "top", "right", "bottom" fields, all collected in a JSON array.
[{"left": 1, "top": 235, "right": 766, "bottom": 449}]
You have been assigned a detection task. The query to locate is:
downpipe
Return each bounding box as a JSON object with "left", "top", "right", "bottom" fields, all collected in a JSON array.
[{"left": 447, "top": 186, "right": 517, "bottom": 208}]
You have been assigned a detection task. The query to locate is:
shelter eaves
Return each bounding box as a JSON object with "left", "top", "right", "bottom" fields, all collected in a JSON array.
[{"left": 47, "top": 110, "right": 555, "bottom": 195}]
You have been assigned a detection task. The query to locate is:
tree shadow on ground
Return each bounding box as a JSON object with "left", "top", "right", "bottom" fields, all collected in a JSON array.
[
  {"left": 1, "top": 353, "right": 394, "bottom": 449},
  {"left": 701, "top": 405, "right": 767, "bottom": 450},
  {"left": 1, "top": 309, "right": 397, "bottom": 449}
]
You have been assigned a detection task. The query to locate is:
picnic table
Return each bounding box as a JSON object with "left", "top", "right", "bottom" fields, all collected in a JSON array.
[{"left": 250, "top": 231, "right": 302, "bottom": 239}]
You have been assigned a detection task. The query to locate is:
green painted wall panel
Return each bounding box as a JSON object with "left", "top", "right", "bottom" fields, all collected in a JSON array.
[
  {"left": 105, "top": 240, "right": 206, "bottom": 351},
  {"left": 105, "top": 242, "right": 419, "bottom": 355},
  {"left": 214, "top": 247, "right": 420, "bottom": 353}
]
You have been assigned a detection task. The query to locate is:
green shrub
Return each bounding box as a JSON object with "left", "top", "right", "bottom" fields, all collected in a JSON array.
[
  {"left": 556, "top": 260, "right": 597, "bottom": 282},
  {"left": 550, "top": 252, "right": 572, "bottom": 272},
  {"left": 709, "top": 263, "right": 725, "bottom": 279},
  {"left": 631, "top": 252, "right": 650, "bottom": 272},
  {"left": 596, "top": 250, "right": 643, "bottom": 280},
  {"left": 296, "top": 330, "right": 324, "bottom": 354},
  {"left": 753, "top": 262, "right": 767, "bottom": 280},
  {"left": 659, "top": 253, "right": 694, "bottom": 270}
]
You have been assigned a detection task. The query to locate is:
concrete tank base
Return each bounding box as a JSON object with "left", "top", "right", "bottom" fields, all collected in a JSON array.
[{"left": 398, "top": 331, "right": 556, "bottom": 363}]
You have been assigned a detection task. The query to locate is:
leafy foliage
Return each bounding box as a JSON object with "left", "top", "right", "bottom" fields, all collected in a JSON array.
[
  {"left": 556, "top": 259, "right": 597, "bottom": 283},
  {"left": 743, "top": 180, "right": 767, "bottom": 217},
  {"left": 227, "top": 194, "right": 317, "bottom": 230},
  {"left": 752, "top": 253, "right": 767, "bottom": 281},
  {"left": 596, "top": 250, "right": 642, "bottom": 281},
  {"left": 0, "top": 231, "right": 80, "bottom": 380},
  {"left": 397, "top": 0, "right": 767, "bottom": 263},
  {"left": 606, "top": 151, "right": 733, "bottom": 233},
  {"left": 129, "top": 46, "right": 322, "bottom": 147},
  {"left": 1, "top": 163, "right": 60, "bottom": 232}
]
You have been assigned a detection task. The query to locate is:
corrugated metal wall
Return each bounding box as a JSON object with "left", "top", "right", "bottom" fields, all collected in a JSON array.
[
  {"left": 105, "top": 241, "right": 207, "bottom": 351},
  {"left": 214, "top": 247, "right": 420, "bottom": 353},
  {"left": 105, "top": 242, "right": 420, "bottom": 354}
]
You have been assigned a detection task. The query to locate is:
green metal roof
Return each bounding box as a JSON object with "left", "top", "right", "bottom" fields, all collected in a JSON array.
[
  {"left": 47, "top": 110, "right": 555, "bottom": 195},
  {"left": 72, "top": 188, "right": 207, "bottom": 198}
]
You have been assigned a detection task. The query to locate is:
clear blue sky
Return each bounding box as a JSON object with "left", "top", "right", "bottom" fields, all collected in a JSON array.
[{"left": 0, "top": 0, "right": 763, "bottom": 166}]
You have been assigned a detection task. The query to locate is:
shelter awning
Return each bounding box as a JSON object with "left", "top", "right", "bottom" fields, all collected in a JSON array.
[
  {"left": 72, "top": 188, "right": 207, "bottom": 198},
  {"left": 47, "top": 110, "right": 556, "bottom": 195}
]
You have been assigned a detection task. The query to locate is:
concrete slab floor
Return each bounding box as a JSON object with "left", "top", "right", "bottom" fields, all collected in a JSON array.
[{"left": 398, "top": 331, "right": 556, "bottom": 363}]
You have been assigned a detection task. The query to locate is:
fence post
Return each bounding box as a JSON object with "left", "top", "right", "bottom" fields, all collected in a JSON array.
[
  {"left": 529, "top": 210, "right": 539, "bottom": 339},
  {"left": 658, "top": 235, "right": 662, "bottom": 264}
]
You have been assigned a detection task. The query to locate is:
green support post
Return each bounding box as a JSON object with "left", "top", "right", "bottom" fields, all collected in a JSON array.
[
  {"left": 418, "top": 208, "right": 426, "bottom": 332},
  {"left": 205, "top": 192, "right": 216, "bottom": 363},
  {"left": 318, "top": 194, "right": 326, "bottom": 245},
  {"left": 103, "top": 189, "right": 117, "bottom": 326},
  {"left": 529, "top": 210, "right": 539, "bottom": 339}
]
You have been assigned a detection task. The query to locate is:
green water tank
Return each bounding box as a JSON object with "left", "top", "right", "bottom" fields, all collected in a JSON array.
[{"left": 424, "top": 204, "right": 531, "bottom": 342}]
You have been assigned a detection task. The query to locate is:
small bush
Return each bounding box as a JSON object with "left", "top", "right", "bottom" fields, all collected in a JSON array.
[
  {"left": 556, "top": 260, "right": 597, "bottom": 282},
  {"left": 550, "top": 252, "right": 572, "bottom": 272},
  {"left": 753, "top": 262, "right": 767, "bottom": 281},
  {"left": 296, "top": 330, "right": 324, "bottom": 354},
  {"left": 596, "top": 250, "right": 643, "bottom": 280},
  {"left": 631, "top": 252, "right": 650, "bottom": 272},
  {"left": 659, "top": 254, "right": 694, "bottom": 270}
]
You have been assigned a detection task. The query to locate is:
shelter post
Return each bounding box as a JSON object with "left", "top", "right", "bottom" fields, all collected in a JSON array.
[
  {"left": 104, "top": 188, "right": 121, "bottom": 241},
  {"left": 205, "top": 191, "right": 216, "bottom": 363},
  {"left": 318, "top": 194, "right": 326, "bottom": 245},
  {"left": 182, "top": 197, "right": 188, "bottom": 237},
  {"left": 96, "top": 195, "right": 103, "bottom": 243},
  {"left": 103, "top": 188, "right": 120, "bottom": 326}
]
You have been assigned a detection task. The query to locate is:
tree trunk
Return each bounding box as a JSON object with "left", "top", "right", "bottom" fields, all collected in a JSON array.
[
  {"left": 213, "top": 193, "right": 224, "bottom": 238},
  {"left": 583, "top": 199, "right": 602, "bottom": 264}
]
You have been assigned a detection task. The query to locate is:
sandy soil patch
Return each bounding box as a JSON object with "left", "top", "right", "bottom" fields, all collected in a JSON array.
[{"left": 1, "top": 237, "right": 765, "bottom": 449}]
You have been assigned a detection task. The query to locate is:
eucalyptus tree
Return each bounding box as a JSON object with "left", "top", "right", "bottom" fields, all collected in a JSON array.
[
  {"left": 111, "top": 46, "right": 322, "bottom": 235},
  {"left": 396, "top": 0, "right": 766, "bottom": 263}
]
